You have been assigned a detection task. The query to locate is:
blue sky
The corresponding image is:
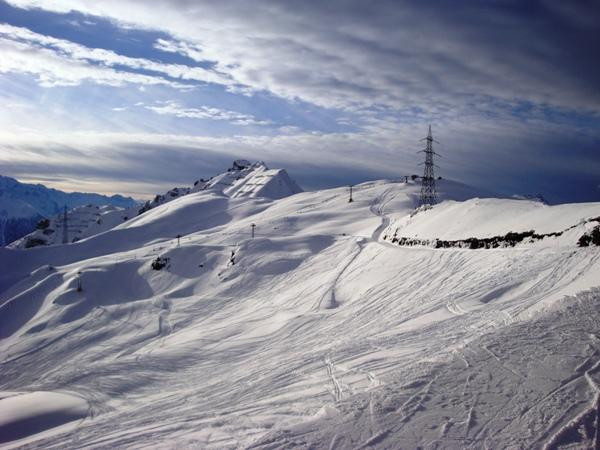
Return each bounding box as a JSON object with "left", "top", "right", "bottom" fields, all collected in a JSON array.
[{"left": 0, "top": 0, "right": 598, "bottom": 202}]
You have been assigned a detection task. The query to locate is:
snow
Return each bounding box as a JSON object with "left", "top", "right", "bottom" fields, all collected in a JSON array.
[
  {"left": 8, "top": 204, "right": 138, "bottom": 249},
  {"left": 9, "top": 161, "right": 300, "bottom": 250},
  {"left": 388, "top": 197, "right": 600, "bottom": 240},
  {"left": 0, "top": 174, "right": 136, "bottom": 247},
  {"left": 191, "top": 161, "right": 302, "bottom": 199},
  {"left": 0, "top": 391, "right": 88, "bottom": 445},
  {"left": 0, "top": 175, "right": 135, "bottom": 219},
  {"left": 0, "top": 175, "right": 599, "bottom": 447}
]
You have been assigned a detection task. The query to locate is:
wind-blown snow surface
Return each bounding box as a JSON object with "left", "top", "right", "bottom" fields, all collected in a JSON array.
[{"left": 0, "top": 179, "right": 599, "bottom": 448}]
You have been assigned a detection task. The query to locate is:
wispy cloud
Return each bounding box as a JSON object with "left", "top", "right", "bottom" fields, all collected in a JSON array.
[
  {"left": 5, "top": 0, "right": 599, "bottom": 113},
  {"left": 154, "top": 38, "right": 205, "bottom": 64},
  {"left": 1, "top": 115, "right": 598, "bottom": 202},
  {"left": 0, "top": 23, "right": 231, "bottom": 88},
  {"left": 144, "top": 100, "right": 271, "bottom": 125},
  {"left": 0, "top": 36, "right": 177, "bottom": 88}
]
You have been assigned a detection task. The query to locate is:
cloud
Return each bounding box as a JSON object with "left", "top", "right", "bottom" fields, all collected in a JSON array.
[
  {"left": 1, "top": 116, "right": 598, "bottom": 202},
  {"left": 5, "top": 0, "right": 600, "bottom": 114},
  {"left": 154, "top": 38, "right": 205, "bottom": 64},
  {"left": 0, "top": 23, "right": 232, "bottom": 88},
  {"left": 1, "top": 1, "right": 599, "bottom": 203},
  {"left": 144, "top": 100, "right": 271, "bottom": 125},
  {"left": 0, "top": 37, "right": 176, "bottom": 88}
]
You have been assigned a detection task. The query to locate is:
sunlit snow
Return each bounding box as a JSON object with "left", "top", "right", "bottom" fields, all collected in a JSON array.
[{"left": 1, "top": 164, "right": 599, "bottom": 448}]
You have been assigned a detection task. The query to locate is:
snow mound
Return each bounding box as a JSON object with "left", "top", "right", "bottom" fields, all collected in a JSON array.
[{"left": 0, "top": 391, "right": 88, "bottom": 444}]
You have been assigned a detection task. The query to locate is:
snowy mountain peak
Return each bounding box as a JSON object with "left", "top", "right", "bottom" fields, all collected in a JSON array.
[
  {"left": 191, "top": 160, "right": 302, "bottom": 199},
  {"left": 232, "top": 159, "right": 252, "bottom": 170},
  {"left": 140, "top": 161, "right": 302, "bottom": 215},
  {"left": 12, "top": 161, "right": 302, "bottom": 249}
]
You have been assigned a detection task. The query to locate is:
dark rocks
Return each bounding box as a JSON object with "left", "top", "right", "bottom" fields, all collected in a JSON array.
[{"left": 151, "top": 256, "right": 170, "bottom": 270}]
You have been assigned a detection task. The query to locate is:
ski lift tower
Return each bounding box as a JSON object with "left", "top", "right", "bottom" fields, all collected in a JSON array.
[{"left": 418, "top": 125, "right": 441, "bottom": 207}]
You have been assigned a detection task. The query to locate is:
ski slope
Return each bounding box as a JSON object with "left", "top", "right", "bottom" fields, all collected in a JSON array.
[{"left": 0, "top": 177, "right": 599, "bottom": 448}]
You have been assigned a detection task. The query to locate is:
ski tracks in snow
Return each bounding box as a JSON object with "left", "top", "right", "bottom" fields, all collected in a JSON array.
[
  {"left": 317, "top": 238, "right": 365, "bottom": 310},
  {"left": 542, "top": 358, "right": 600, "bottom": 449},
  {"left": 325, "top": 357, "right": 344, "bottom": 402},
  {"left": 369, "top": 187, "right": 398, "bottom": 244},
  {"left": 446, "top": 296, "right": 467, "bottom": 316},
  {"left": 316, "top": 185, "right": 399, "bottom": 311},
  {"left": 156, "top": 298, "right": 172, "bottom": 344}
]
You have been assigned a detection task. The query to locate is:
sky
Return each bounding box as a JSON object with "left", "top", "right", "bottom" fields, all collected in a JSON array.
[{"left": 0, "top": 0, "right": 599, "bottom": 203}]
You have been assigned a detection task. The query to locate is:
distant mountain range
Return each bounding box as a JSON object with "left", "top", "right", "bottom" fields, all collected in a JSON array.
[{"left": 0, "top": 175, "right": 137, "bottom": 246}]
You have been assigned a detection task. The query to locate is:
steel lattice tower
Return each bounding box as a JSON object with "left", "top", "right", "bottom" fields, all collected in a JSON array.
[
  {"left": 419, "top": 125, "right": 440, "bottom": 207},
  {"left": 62, "top": 206, "right": 68, "bottom": 244}
]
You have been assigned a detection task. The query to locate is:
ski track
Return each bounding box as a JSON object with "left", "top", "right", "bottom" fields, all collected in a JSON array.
[
  {"left": 0, "top": 181, "right": 599, "bottom": 448},
  {"left": 325, "top": 357, "right": 343, "bottom": 402}
]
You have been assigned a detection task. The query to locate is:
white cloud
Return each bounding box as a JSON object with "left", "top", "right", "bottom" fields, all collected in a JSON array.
[
  {"left": 154, "top": 38, "right": 205, "bottom": 63},
  {"left": 0, "top": 37, "right": 180, "bottom": 87},
  {"left": 144, "top": 100, "right": 271, "bottom": 125},
  {"left": 0, "top": 23, "right": 232, "bottom": 89},
  {"left": 5, "top": 0, "right": 600, "bottom": 114},
  {"left": 1, "top": 111, "right": 598, "bottom": 202}
]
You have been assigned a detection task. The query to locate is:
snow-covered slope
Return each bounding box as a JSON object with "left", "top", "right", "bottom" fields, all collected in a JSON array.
[
  {"left": 8, "top": 204, "right": 139, "bottom": 249},
  {"left": 0, "top": 175, "right": 136, "bottom": 246},
  {"left": 197, "top": 161, "right": 302, "bottom": 200},
  {"left": 139, "top": 160, "right": 302, "bottom": 215},
  {"left": 0, "top": 177, "right": 599, "bottom": 448},
  {"left": 388, "top": 197, "right": 600, "bottom": 240},
  {"left": 10, "top": 161, "right": 301, "bottom": 250}
]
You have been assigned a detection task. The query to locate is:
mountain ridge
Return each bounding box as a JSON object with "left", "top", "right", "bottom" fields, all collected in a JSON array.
[
  {"left": 0, "top": 174, "right": 137, "bottom": 246},
  {"left": 9, "top": 161, "right": 303, "bottom": 249}
]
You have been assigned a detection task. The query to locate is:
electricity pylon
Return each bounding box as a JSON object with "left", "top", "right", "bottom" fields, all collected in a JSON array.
[
  {"left": 62, "top": 206, "right": 69, "bottom": 244},
  {"left": 418, "top": 125, "right": 440, "bottom": 207}
]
